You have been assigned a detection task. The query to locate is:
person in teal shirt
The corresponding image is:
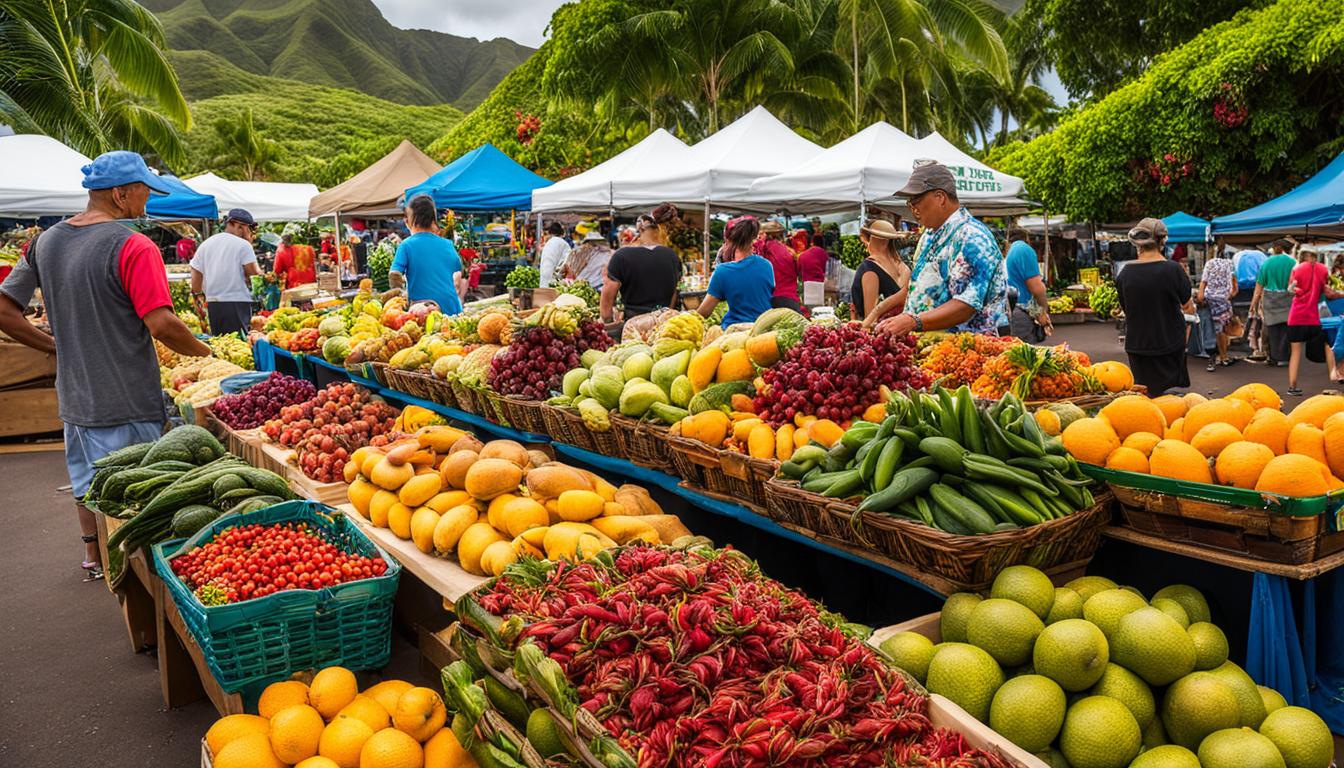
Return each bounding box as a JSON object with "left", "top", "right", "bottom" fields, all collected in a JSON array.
[
  {"left": 698, "top": 216, "right": 774, "bottom": 328},
  {"left": 1252, "top": 239, "right": 1299, "bottom": 365},
  {"left": 390, "top": 195, "right": 464, "bottom": 314}
]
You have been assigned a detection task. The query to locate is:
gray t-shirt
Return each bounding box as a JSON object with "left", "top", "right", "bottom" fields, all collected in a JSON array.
[
  {"left": 191, "top": 232, "right": 257, "bottom": 302},
  {"left": 0, "top": 222, "right": 166, "bottom": 426}
]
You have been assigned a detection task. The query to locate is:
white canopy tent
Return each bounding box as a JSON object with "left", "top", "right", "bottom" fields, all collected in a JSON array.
[
  {"left": 608, "top": 106, "right": 823, "bottom": 209},
  {"left": 742, "top": 122, "right": 924, "bottom": 213},
  {"left": 0, "top": 135, "right": 91, "bottom": 216},
  {"left": 184, "top": 173, "right": 319, "bottom": 222},
  {"left": 532, "top": 129, "right": 690, "bottom": 213},
  {"left": 867, "top": 132, "right": 1029, "bottom": 214}
]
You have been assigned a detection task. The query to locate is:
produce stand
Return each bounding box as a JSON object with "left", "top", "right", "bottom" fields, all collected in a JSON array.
[{"left": 94, "top": 513, "right": 157, "bottom": 652}]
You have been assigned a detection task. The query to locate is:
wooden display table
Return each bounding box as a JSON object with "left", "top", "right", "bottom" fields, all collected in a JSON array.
[
  {"left": 1100, "top": 525, "right": 1344, "bottom": 580},
  {"left": 153, "top": 572, "right": 245, "bottom": 715},
  {"left": 335, "top": 504, "right": 488, "bottom": 602},
  {"left": 96, "top": 514, "right": 157, "bottom": 653}
]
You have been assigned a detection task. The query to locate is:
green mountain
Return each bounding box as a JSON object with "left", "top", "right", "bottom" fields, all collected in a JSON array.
[
  {"left": 178, "top": 51, "right": 461, "bottom": 185},
  {"left": 145, "top": 0, "right": 533, "bottom": 110}
]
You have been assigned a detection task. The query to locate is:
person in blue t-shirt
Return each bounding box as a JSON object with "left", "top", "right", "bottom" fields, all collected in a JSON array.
[
  {"left": 1235, "top": 248, "right": 1267, "bottom": 292},
  {"left": 1004, "top": 229, "right": 1052, "bottom": 341},
  {"left": 389, "top": 194, "right": 464, "bottom": 315},
  {"left": 698, "top": 216, "right": 774, "bottom": 328}
]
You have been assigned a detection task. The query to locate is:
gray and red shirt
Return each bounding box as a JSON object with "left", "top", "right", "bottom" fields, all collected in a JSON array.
[{"left": 0, "top": 221, "right": 171, "bottom": 426}]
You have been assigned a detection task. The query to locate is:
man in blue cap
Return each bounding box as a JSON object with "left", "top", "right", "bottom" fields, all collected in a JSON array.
[
  {"left": 191, "top": 208, "right": 261, "bottom": 335},
  {"left": 0, "top": 150, "right": 210, "bottom": 580}
]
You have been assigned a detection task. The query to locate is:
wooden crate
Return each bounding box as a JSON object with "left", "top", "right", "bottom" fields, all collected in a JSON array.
[
  {"left": 0, "top": 339, "right": 55, "bottom": 388},
  {"left": 1109, "top": 484, "right": 1344, "bottom": 565},
  {"left": 0, "top": 385, "right": 60, "bottom": 437}
]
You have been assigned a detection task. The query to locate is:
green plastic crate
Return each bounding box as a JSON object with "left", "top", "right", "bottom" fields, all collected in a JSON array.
[
  {"left": 152, "top": 500, "right": 400, "bottom": 693},
  {"left": 1081, "top": 464, "right": 1344, "bottom": 528}
]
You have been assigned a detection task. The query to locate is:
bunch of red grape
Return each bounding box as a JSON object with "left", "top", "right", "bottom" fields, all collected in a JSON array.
[
  {"left": 262, "top": 382, "right": 398, "bottom": 482},
  {"left": 754, "top": 324, "right": 929, "bottom": 426},
  {"left": 489, "top": 326, "right": 581, "bottom": 400},
  {"left": 574, "top": 319, "right": 614, "bottom": 354},
  {"left": 170, "top": 522, "right": 388, "bottom": 605},
  {"left": 211, "top": 373, "right": 315, "bottom": 430}
]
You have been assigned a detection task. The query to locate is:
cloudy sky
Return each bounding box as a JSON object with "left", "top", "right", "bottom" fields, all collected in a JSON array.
[{"left": 370, "top": 0, "right": 565, "bottom": 47}]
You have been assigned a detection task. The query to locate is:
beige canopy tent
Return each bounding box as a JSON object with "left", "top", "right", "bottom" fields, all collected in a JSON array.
[{"left": 307, "top": 140, "right": 441, "bottom": 219}]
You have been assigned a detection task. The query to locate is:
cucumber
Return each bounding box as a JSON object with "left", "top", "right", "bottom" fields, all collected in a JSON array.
[
  {"left": 936, "top": 387, "right": 961, "bottom": 443},
  {"left": 960, "top": 483, "right": 1012, "bottom": 524},
  {"left": 957, "top": 386, "right": 985, "bottom": 454},
  {"left": 840, "top": 421, "right": 879, "bottom": 449},
  {"left": 93, "top": 442, "right": 154, "bottom": 468},
  {"left": 918, "top": 436, "right": 969, "bottom": 474},
  {"left": 871, "top": 437, "right": 905, "bottom": 491},
  {"left": 822, "top": 470, "right": 864, "bottom": 499},
  {"left": 224, "top": 496, "right": 284, "bottom": 516},
  {"left": 980, "top": 485, "right": 1046, "bottom": 526},
  {"left": 821, "top": 442, "right": 857, "bottom": 472},
  {"left": 857, "top": 467, "right": 939, "bottom": 512},
  {"left": 212, "top": 473, "right": 249, "bottom": 499},
  {"left": 892, "top": 428, "right": 922, "bottom": 451},
  {"left": 778, "top": 459, "right": 813, "bottom": 479},
  {"left": 170, "top": 504, "right": 225, "bottom": 537},
  {"left": 930, "top": 503, "right": 973, "bottom": 534},
  {"left": 928, "top": 483, "right": 997, "bottom": 534}
]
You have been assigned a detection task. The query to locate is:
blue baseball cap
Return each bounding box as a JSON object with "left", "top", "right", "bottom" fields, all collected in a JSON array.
[
  {"left": 225, "top": 208, "right": 257, "bottom": 227},
  {"left": 80, "top": 150, "right": 173, "bottom": 194}
]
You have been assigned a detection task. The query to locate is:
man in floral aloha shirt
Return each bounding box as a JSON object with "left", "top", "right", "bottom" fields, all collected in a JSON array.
[{"left": 876, "top": 161, "right": 1008, "bottom": 338}]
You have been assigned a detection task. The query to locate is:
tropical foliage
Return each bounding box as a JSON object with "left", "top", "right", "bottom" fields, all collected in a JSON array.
[
  {"left": 435, "top": 0, "right": 1040, "bottom": 175},
  {"left": 0, "top": 0, "right": 191, "bottom": 166},
  {"left": 989, "top": 0, "right": 1344, "bottom": 222}
]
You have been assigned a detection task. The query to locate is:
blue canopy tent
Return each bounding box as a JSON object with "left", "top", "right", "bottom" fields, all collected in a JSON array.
[
  {"left": 145, "top": 174, "right": 218, "bottom": 219},
  {"left": 1162, "top": 211, "right": 1211, "bottom": 243},
  {"left": 1212, "top": 151, "right": 1344, "bottom": 239},
  {"left": 403, "top": 143, "right": 552, "bottom": 212}
]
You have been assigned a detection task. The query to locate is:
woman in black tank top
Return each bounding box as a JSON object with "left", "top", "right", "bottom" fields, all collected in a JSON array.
[{"left": 850, "top": 220, "right": 909, "bottom": 322}]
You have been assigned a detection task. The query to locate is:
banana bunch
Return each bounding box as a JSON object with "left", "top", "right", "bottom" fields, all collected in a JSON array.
[
  {"left": 657, "top": 311, "right": 705, "bottom": 343},
  {"left": 526, "top": 304, "right": 577, "bottom": 336},
  {"left": 1047, "top": 295, "right": 1075, "bottom": 314},
  {"left": 207, "top": 335, "right": 254, "bottom": 370}
]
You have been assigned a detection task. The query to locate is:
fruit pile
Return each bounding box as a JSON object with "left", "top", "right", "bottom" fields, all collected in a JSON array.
[
  {"left": 881, "top": 565, "right": 1333, "bottom": 768},
  {"left": 211, "top": 372, "right": 316, "bottom": 430},
  {"left": 206, "top": 334, "right": 254, "bottom": 369},
  {"left": 1063, "top": 386, "right": 1344, "bottom": 498},
  {"left": 262, "top": 383, "right": 399, "bottom": 483},
  {"left": 971, "top": 342, "right": 1099, "bottom": 400},
  {"left": 169, "top": 521, "right": 388, "bottom": 604},
  {"left": 778, "top": 385, "right": 1097, "bottom": 533},
  {"left": 754, "top": 323, "right": 928, "bottom": 427},
  {"left": 204, "top": 666, "right": 466, "bottom": 767},
  {"left": 555, "top": 278, "right": 600, "bottom": 308},
  {"left": 345, "top": 429, "right": 693, "bottom": 575},
  {"left": 920, "top": 333, "right": 1016, "bottom": 389},
  {"left": 1047, "top": 295, "right": 1075, "bottom": 314},
  {"left": 1089, "top": 281, "right": 1119, "bottom": 318},
  {"left": 465, "top": 545, "right": 1011, "bottom": 767},
  {"left": 503, "top": 264, "right": 539, "bottom": 290},
  {"left": 489, "top": 326, "right": 581, "bottom": 399}
]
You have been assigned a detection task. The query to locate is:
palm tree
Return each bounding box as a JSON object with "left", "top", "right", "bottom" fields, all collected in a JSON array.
[
  {"left": 834, "top": 0, "right": 1008, "bottom": 134},
  {"left": 209, "top": 108, "right": 279, "bottom": 180},
  {"left": 758, "top": 0, "right": 850, "bottom": 140},
  {"left": 0, "top": 0, "right": 191, "bottom": 167},
  {"left": 986, "top": 10, "right": 1057, "bottom": 145},
  {"left": 621, "top": 0, "right": 800, "bottom": 136}
]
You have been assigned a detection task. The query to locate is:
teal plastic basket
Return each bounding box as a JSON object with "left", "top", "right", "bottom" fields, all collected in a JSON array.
[{"left": 151, "top": 500, "right": 401, "bottom": 693}]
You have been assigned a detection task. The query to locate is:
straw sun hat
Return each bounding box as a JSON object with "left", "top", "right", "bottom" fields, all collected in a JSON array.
[{"left": 860, "top": 219, "right": 900, "bottom": 241}]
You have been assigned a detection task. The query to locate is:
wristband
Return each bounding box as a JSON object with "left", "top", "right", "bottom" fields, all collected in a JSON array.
[{"left": 911, "top": 313, "right": 924, "bottom": 332}]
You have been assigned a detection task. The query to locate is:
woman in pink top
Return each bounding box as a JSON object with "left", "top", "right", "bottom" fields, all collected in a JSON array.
[
  {"left": 1285, "top": 250, "right": 1343, "bottom": 395},
  {"left": 757, "top": 219, "right": 801, "bottom": 311}
]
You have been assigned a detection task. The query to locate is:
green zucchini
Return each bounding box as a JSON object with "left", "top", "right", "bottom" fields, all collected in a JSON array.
[
  {"left": 224, "top": 496, "right": 284, "bottom": 516},
  {"left": 857, "top": 467, "right": 939, "bottom": 512},
  {"left": 822, "top": 469, "right": 864, "bottom": 499},
  {"left": 872, "top": 437, "right": 905, "bottom": 491},
  {"left": 928, "top": 483, "right": 997, "bottom": 534},
  {"left": 212, "top": 473, "right": 249, "bottom": 499},
  {"left": 93, "top": 442, "right": 154, "bottom": 468},
  {"left": 840, "top": 421, "right": 880, "bottom": 449},
  {"left": 918, "top": 436, "right": 969, "bottom": 474},
  {"left": 170, "top": 504, "right": 225, "bottom": 537}
]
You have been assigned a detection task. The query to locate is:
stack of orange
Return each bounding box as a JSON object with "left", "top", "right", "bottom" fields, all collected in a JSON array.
[
  {"left": 1059, "top": 385, "right": 1344, "bottom": 497},
  {"left": 674, "top": 395, "right": 886, "bottom": 461},
  {"left": 205, "top": 665, "right": 475, "bottom": 768}
]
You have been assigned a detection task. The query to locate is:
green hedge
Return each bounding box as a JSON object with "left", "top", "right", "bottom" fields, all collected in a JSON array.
[{"left": 988, "top": 0, "right": 1344, "bottom": 222}]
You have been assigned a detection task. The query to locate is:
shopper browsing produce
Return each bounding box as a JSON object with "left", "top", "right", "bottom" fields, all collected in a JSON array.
[
  {"left": 271, "top": 233, "right": 315, "bottom": 289},
  {"left": 698, "top": 215, "right": 774, "bottom": 328},
  {"left": 1253, "top": 239, "right": 1298, "bottom": 367},
  {"left": 1114, "top": 218, "right": 1192, "bottom": 394},
  {"left": 875, "top": 161, "right": 1009, "bottom": 337},
  {"left": 0, "top": 150, "right": 210, "bottom": 580},
  {"left": 797, "top": 232, "right": 830, "bottom": 309},
  {"left": 1197, "top": 250, "right": 1239, "bottom": 372},
  {"left": 1005, "top": 228, "right": 1053, "bottom": 341},
  {"left": 389, "top": 194, "right": 464, "bottom": 315},
  {"left": 537, "top": 221, "right": 571, "bottom": 288},
  {"left": 560, "top": 228, "right": 611, "bottom": 289},
  {"left": 757, "top": 218, "right": 801, "bottom": 311},
  {"left": 191, "top": 208, "right": 261, "bottom": 335},
  {"left": 853, "top": 218, "right": 911, "bottom": 325},
  {"left": 600, "top": 207, "right": 683, "bottom": 323},
  {"left": 1286, "top": 247, "right": 1341, "bottom": 395}
]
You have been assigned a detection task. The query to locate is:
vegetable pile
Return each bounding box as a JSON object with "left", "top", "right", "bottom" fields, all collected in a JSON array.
[
  {"left": 89, "top": 426, "right": 296, "bottom": 587},
  {"left": 778, "top": 385, "right": 1097, "bottom": 534},
  {"left": 210, "top": 372, "right": 316, "bottom": 430},
  {"left": 169, "top": 521, "right": 388, "bottom": 605},
  {"left": 262, "top": 382, "right": 399, "bottom": 483},
  {"left": 754, "top": 323, "right": 928, "bottom": 427},
  {"left": 919, "top": 333, "right": 1016, "bottom": 389},
  {"left": 971, "top": 342, "right": 1096, "bottom": 400},
  {"left": 504, "top": 265, "right": 540, "bottom": 290},
  {"left": 461, "top": 545, "right": 1009, "bottom": 767},
  {"left": 1088, "top": 281, "right": 1118, "bottom": 318}
]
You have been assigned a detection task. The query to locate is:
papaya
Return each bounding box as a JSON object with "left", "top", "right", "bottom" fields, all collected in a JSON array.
[{"left": 464, "top": 458, "right": 524, "bottom": 500}]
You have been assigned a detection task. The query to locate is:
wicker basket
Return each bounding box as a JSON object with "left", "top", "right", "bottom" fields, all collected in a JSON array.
[
  {"left": 421, "top": 375, "right": 459, "bottom": 410},
  {"left": 666, "top": 433, "right": 715, "bottom": 490},
  {"left": 609, "top": 415, "right": 676, "bottom": 473},
  {"left": 544, "top": 405, "right": 621, "bottom": 456},
  {"left": 817, "top": 490, "right": 1115, "bottom": 592},
  {"left": 367, "top": 362, "right": 390, "bottom": 387},
  {"left": 1022, "top": 387, "right": 1148, "bottom": 410},
  {"left": 499, "top": 395, "right": 548, "bottom": 435},
  {"left": 718, "top": 450, "right": 777, "bottom": 513},
  {"left": 449, "top": 381, "right": 480, "bottom": 415},
  {"left": 383, "top": 367, "right": 433, "bottom": 400},
  {"left": 480, "top": 391, "right": 511, "bottom": 427},
  {"left": 762, "top": 478, "right": 834, "bottom": 534}
]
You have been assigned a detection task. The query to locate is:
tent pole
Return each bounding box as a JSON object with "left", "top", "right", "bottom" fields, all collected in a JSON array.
[
  {"left": 536, "top": 215, "right": 543, "bottom": 264},
  {"left": 860, "top": 200, "right": 867, "bottom": 224},
  {"left": 703, "top": 201, "right": 711, "bottom": 279},
  {"left": 1042, "top": 206, "right": 1052, "bottom": 286}
]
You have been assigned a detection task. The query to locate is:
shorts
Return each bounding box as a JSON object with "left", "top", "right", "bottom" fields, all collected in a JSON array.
[
  {"left": 207, "top": 301, "right": 253, "bottom": 336},
  {"left": 64, "top": 420, "right": 164, "bottom": 499},
  {"left": 1288, "top": 324, "right": 1324, "bottom": 343}
]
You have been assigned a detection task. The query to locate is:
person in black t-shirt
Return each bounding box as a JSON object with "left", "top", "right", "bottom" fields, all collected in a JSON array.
[
  {"left": 600, "top": 213, "right": 682, "bottom": 322},
  {"left": 1115, "top": 218, "right": 1192, "bottom": 394}
]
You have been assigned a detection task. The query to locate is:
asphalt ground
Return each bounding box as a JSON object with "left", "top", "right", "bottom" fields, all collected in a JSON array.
[{"left": 0, "top": 326, "right": 1335, "bottom": 765}]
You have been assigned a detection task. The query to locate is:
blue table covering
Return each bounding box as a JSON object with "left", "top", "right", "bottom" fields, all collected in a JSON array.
[{"left": 253, "top": 347, "right": 1344, "bottom": 724}]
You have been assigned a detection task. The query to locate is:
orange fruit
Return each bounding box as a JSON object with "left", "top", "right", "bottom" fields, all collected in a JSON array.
[{"left": 1214, "top": 442, "right": 1275, "bottom": 489}]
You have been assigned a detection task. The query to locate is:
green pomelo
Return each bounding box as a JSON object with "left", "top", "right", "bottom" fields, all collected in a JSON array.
[
  {"left": 989, "top": 675, "right": 1066, "bottom": 753},
  {"left": 1207, "top": 661, "right": 1268, "bottom": 728},
  {"left": 1034, "top": 619, "right": 1109, "bottom": 691},
  {"left": 1111, "top": 608, "right": 1196, "bottom": 686},
  {"left": 1259, "top": 706, "right": 1333, "bottom": 768},
  {"left": 1047, "top": 588, "right": 1085, "bottom": 624},
  {"left": 1151, "top": 598, "right": 1190, "bottom": 628},
  {"left": 1129, "top": 744, "right": 1201, "bottom": 768},
  {"left": 1066, "top": 575, "right": 1120, "bottom": 602},
  {"left": 1161, "top": 672, "right": 1240, "bottom": 750},
  {"left": 940, "top": 592, "right": 983, "bottom": 643},
  {"left": 925, "top": 643, "right": 1004, "bottom": 722},
  {"left": 967, "top": 598, "right": 1045, "bottom": 667},
  {"left": 1187, "top": 622, "right": 1229, "bottom": 670},
  {"left": 1090, "top": 663, "right": 1155, "bottom": 729},
  {"left": 1257, "top": 685, "right": 1288, "bottom": 715},
  {"left": 1059, "top": 695, "right": 1142, "bottom": 768},
  {"left": 1197, "top": 728, "right": 1287, "bottom": 768},
  {"left": 1152, "top": 584, "right": 1212, "bottom": 624},
  {"left": 879, "top": 631, "right": 935, "bottom": 684},
  {"left": 991, "top": 564, "right": 1056, "bottom": 619},
  {"left": 1083, "top": 589, "right": 1149, "bottom": 639}
]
